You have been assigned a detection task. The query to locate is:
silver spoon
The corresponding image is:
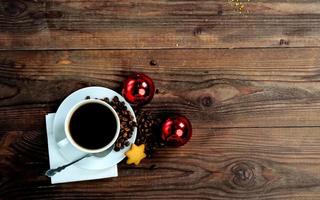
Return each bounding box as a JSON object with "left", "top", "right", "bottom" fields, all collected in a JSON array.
[
  {"left": 45, "top": 154, "right": 91, "bottom": 177},
  {"left": 45, "top": 145, "right": 114, "bottom": 177}
]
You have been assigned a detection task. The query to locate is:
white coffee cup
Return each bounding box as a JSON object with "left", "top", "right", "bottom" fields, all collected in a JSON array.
[{"left": 59, "top": 99, "right": 120, "bottom": 154}]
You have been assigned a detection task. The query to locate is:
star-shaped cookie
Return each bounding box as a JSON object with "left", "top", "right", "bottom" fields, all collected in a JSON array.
[{"left": 125, "top": 144, "right": 146, "bottom": 165}]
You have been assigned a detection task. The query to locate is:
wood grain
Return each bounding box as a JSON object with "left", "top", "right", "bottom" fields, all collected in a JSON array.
[
  {"left": 1, "top": 0, "right": 320, "bottom": 50},
  {"left": 1, "top": 1, "right": 320, "bottom": 198},
  {"left": 1, "top": 128, "right": 320, "bottom": 199},
  {"left": 1, "top": 48, "right": 320, "bottom": 131}
]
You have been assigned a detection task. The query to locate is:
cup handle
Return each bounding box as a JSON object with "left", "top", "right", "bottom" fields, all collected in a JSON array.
[{"left": 56, "top": 137, "right": 85, "bottom": 161}]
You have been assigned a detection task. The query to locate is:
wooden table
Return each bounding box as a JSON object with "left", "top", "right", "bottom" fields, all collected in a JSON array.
[{"left": 1, "top": 0, "right": 320, "bottom": 199}]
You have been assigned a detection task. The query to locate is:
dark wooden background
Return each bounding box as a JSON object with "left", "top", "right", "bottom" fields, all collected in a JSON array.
[{"left": 1, "top": 0, "right": 320, "bottom": 199}]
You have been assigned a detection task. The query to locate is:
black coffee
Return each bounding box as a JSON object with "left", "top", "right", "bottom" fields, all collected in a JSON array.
[{"left": 69, "top": 102, "right": 117, "bottom": 150}]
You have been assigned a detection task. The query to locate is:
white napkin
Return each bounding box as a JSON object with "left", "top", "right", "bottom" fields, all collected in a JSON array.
[{"left": 46, "top": 113, "right": 118, "bottom": 184}]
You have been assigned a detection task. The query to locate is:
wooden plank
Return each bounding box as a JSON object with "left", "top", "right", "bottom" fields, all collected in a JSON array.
[
  {"left": 1, "top": 48, "right": 320, "bottom": 130},
  {"left": 1, "top": 127, "right": 320, "bottom": 199},
  {"left": 1, "top": 0, "right": 320, "bottom": 49}
]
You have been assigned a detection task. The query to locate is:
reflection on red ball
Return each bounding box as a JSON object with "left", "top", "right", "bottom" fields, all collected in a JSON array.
[
  {"left": 161, "top": 115, "right": 192, "bottom": 147},
  {"left": 122, "top": 73, "right": 155, "bottom": 106}
]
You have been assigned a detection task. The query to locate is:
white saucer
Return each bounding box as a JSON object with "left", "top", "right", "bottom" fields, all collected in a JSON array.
[{"left": 53, "top": 86, "right": 137, "bottom": 170}]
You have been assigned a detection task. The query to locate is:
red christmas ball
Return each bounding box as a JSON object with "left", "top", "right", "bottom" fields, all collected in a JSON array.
[
  {"left": 161, "top": 115, "right": 192, "bottom": 147},
  {"left": 122, "top": 73, "right": 155, "bottom": 106}
]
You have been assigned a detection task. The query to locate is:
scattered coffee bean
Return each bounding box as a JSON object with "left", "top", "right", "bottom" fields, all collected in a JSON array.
[
  {"left": 99, "top": 96, "right": 137, "bottom": 151},
  {"left": 149, "top": 59, "right": 157, "bottom": 66},
  {"left": 135, "top": 110, "right": 164, "bottom": 158},
  {"left": 149, "top": 164, "right": 157, "bottom": 170},
  {"left": 103, "top": 97, "right": 110, "bottom": 103}
]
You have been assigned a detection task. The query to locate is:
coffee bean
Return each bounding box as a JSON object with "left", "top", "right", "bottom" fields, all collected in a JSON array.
[
  {"left": 134, "top": 110, "right": 164, "bottom": 158},
  {"left": 149, "top": 164, "right": 156, "bottom": 170},
  {"left": 100, "top": 96, "right": 137, "bottom": 151},
  {"left": 113, "top": 96, "right": 119, "bottom": 102}
]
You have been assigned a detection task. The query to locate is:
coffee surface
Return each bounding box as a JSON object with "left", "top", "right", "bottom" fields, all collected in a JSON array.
[{"left": 69, "top": 102, "right": 117, "bottom": 150}]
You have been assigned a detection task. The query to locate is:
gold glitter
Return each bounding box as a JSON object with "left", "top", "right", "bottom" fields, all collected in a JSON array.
[{"left": 229, "top": 0, "right": 251, "bottom": 13}]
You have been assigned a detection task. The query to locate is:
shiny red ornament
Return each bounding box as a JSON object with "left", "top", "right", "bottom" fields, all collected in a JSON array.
[
  {"left": 161, "top": 115, "right": 192, "bottom": 147},
  {"left": 122, "top": 73, "right": 155, "bottom": 106}
]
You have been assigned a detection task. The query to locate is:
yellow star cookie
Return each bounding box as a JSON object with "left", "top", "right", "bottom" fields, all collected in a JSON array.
[{"left": 125, "top": 144, "right": 146, "bottom": 165}]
